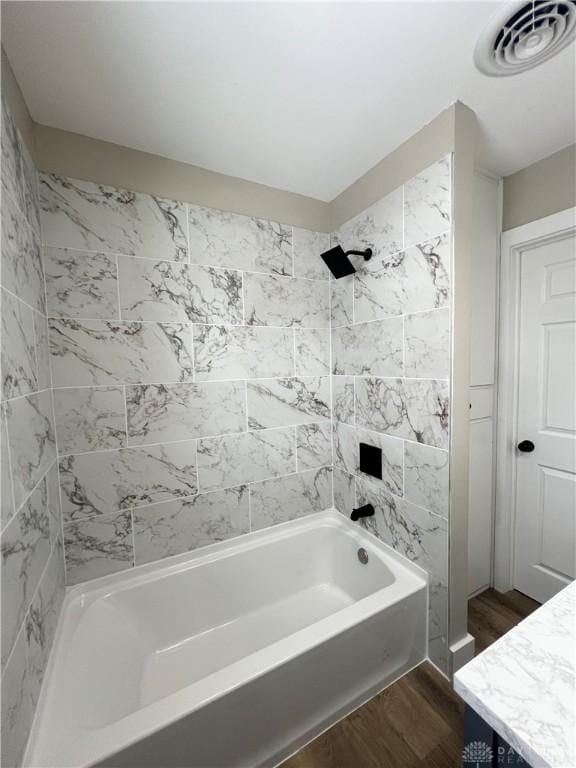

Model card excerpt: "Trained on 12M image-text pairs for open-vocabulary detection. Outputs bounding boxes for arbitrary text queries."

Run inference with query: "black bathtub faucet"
[350,504,375,521]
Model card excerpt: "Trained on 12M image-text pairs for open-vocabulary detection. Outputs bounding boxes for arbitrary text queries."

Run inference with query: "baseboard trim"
[450,633,476,677]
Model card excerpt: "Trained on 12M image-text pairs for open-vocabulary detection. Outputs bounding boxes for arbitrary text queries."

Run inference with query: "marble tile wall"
[330,156,452,673]
[38,170,333,590]
[1,100,65,768]
[1,107,454,768]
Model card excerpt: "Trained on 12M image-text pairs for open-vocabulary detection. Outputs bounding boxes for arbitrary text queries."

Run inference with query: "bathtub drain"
[357,548,369,565]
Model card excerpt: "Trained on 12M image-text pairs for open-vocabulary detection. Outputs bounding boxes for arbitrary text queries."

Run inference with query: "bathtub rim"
[25,509,429,768]
[64,508,428,605]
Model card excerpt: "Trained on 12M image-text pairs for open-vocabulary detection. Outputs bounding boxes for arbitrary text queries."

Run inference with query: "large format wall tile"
[60,442,197,521]
[335,186,403,259]
[21,150,40,238]
[43,247,119,320]
[404,441,449,518]
[188,204,292,275]
[46,462,64,556]
[194,325,293,381]
[1,478,51,668]
[118,258,243,325]
[1,192,45,314]
[53,386,127,455]
[1,100,40,236]
[40,174,188,261]
[332,375,354,424]
[405,308,450,379]
[332,466,357,517]
[197,428,295,492]
[295,328,330,376]
[333,468,355,517]
[49,319,193,386]
[330,275,353,328]
[356,377,449,449]
[293,228,330,280]
[296,422,332,471]
[333,421,403,496]
[332,317,403,377]
[25,547,65,717]
[1,627,31,768]
[33,313,51,393]
[404,156,451,247]
[126,381,245,445]
[247,377,330,429]
[354,233,450,321]
[356,476,448,669]
[63,510,133,585]
[1,404,15,528]
[133,486,250,564]
[5,391,56,512]
[244,273,329,328]
[2,98,24,211]
[250,467,332,530]
[1,287,37,400]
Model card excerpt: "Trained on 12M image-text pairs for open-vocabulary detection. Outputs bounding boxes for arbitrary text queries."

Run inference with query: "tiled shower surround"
[1,88,452,765]
[38,154,452,672]
[39,173,333,585]
[330,156,452,672]
[1,101,65,768]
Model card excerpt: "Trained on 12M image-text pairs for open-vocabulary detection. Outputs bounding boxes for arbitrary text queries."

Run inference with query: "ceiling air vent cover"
[475,1,576,76]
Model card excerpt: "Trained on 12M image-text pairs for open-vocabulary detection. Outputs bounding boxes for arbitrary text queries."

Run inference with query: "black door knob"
[517,440,535,453]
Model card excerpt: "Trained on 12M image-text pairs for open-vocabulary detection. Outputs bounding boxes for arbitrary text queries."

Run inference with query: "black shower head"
[320,245,373,279]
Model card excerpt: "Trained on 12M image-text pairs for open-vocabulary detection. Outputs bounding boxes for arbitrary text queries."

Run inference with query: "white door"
[514,226,576,603]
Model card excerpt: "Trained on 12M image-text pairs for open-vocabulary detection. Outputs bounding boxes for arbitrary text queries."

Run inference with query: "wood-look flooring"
[281,589,540,768]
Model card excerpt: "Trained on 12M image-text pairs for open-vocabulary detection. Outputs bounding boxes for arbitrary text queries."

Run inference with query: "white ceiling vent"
[475,1,576,76]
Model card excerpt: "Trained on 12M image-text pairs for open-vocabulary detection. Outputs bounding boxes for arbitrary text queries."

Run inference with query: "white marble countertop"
[454,581,576,768]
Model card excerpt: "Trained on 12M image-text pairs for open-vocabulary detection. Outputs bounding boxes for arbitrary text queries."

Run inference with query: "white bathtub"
[25,510,427,768]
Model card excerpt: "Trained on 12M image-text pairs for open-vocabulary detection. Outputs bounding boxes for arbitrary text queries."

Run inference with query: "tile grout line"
[58,422,319,458]
[45,315,333,330]
[1,400,18,534]
[41,374,448,395]
[63,463,334,528]
[1,283,47,322]
[41,243,332,283]
[38,165,70,586]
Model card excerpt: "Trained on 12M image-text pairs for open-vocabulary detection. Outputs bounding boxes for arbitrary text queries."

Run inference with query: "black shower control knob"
[517,440,535,453]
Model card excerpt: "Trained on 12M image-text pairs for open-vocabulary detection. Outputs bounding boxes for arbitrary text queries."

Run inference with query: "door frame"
[494,207,576,593]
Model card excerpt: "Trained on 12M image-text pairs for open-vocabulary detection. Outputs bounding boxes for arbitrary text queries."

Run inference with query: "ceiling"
[2,1,575,201]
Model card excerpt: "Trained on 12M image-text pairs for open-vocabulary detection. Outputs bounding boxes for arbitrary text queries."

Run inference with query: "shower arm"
[344,248,373,261]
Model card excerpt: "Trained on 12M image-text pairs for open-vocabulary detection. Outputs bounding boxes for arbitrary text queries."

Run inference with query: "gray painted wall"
[503,143,576,230]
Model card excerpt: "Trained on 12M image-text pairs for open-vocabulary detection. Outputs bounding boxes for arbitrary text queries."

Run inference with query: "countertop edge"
[453,674,549,768]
